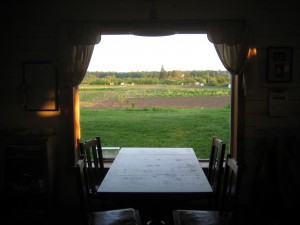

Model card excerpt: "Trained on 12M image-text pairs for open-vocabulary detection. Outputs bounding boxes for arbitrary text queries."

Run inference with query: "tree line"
[83,68,231,86]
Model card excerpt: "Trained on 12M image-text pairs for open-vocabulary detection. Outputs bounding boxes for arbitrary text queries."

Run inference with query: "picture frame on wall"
[23,61,58,111]
[267,47,292,82]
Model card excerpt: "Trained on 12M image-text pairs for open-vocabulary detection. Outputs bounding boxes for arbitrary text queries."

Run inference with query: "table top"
[97,147,212,197]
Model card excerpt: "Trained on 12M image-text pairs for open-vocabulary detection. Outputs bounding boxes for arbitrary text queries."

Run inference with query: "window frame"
[74,30,240,164]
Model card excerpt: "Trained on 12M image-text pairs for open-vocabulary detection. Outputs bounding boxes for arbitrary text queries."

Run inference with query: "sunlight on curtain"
[57,21,101,160]
[207,21,255,158]
[207,21,255,96]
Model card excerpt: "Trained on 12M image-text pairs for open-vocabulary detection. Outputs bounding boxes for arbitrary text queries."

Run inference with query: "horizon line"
[87,69,228,73]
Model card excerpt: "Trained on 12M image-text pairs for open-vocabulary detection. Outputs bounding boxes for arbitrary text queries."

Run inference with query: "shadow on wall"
[246,135,299,223]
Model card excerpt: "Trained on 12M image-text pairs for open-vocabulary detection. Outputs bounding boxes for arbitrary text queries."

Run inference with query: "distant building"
[195,82,204,87]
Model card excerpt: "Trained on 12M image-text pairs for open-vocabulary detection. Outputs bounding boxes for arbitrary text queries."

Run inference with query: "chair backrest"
[219,154,241,225]
[75,155,93,225]
[79,136,104,193]
[207,136,226,203]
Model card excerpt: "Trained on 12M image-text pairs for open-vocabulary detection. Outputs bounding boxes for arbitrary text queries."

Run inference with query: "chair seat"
[93,208,141,225]
[75,156,142,225]
[173,210,225,225]
[173,155,240,225]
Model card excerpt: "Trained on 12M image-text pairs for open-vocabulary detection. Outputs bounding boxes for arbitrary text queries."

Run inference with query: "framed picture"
[267,47,292,82]
[23,61,58,111]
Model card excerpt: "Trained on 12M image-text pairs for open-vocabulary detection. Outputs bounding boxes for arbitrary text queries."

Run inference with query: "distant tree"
[208,77,218,86]
[83,70,229,86]
[170,70,182,78]
[159,65,168,79]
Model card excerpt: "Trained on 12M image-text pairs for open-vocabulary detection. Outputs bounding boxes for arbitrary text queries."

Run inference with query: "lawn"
[80,107,230,159]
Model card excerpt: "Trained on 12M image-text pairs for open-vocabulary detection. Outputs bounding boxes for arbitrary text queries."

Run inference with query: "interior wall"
[1,0,300,208]
[241,38,300,210]
[237,2,300,210]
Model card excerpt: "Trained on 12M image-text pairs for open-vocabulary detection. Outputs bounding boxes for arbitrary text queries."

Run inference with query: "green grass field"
[80,107,230,159]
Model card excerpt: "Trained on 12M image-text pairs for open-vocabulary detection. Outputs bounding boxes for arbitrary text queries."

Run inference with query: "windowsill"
[198,160,209,168]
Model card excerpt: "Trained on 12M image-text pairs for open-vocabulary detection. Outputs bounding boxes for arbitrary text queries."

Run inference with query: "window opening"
[79,34,231,160]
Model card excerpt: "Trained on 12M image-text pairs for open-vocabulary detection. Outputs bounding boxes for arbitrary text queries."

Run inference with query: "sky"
[87,34,226,72]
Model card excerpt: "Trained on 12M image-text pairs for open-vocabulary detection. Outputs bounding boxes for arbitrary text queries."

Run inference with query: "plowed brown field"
[88,96,230,109]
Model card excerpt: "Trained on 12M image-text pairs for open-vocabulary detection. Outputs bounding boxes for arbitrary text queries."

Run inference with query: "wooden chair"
[79,136,104,194]
[207,136,226,208]
[75,155,142,225]
[173,154,241,225]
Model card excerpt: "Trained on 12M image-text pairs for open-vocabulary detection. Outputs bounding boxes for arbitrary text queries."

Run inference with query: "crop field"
[79,85,231,159]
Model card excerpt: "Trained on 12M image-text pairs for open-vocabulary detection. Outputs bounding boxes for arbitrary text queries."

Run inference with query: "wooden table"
[97,147,212,223]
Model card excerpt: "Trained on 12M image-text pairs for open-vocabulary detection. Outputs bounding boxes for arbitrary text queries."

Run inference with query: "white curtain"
[207,21,255,95]
[57,21,101,87]
[56,21,101,160]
